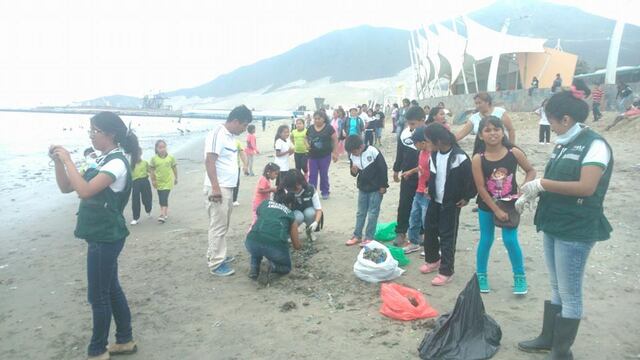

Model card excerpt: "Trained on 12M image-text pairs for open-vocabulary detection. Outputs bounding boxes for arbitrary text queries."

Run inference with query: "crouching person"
[245,199,302,279]
[275,169,323,240]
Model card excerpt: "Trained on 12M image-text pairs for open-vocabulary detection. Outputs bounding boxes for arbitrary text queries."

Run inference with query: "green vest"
[74,151,132,243]
[247,200,295,245]
[534,128,613,242]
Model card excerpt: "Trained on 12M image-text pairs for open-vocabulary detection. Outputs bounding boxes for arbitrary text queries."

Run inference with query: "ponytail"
[122,132,141,165]
[90,111,140,162]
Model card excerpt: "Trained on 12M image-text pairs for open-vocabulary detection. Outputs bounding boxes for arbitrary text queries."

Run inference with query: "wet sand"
[1,113,639,359]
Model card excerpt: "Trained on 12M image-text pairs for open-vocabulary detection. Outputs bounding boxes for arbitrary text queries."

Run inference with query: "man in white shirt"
[204,105,252,276]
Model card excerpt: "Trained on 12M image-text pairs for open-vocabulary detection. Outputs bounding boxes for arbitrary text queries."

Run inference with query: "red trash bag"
[380,283,439,321]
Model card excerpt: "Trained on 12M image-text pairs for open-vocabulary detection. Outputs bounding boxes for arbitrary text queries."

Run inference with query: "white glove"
[521,179,545,198]
[515,195,532,214]
[308,221,318,232]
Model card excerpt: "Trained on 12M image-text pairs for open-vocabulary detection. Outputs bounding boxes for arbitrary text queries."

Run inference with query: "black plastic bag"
[418,274,502,360]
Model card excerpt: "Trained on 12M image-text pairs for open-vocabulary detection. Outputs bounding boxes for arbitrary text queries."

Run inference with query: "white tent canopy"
[463,16,547,60]
[434,23,467,87]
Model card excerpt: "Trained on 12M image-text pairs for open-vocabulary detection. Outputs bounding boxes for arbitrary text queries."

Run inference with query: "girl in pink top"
[245,124,259,176]
[251,162,280,225]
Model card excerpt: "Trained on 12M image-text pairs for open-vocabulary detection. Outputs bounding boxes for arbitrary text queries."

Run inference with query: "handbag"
[493,199,520,228]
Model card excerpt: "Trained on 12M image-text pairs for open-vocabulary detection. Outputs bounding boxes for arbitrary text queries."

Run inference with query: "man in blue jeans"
[245,199,302,279]
[344,135,389,246]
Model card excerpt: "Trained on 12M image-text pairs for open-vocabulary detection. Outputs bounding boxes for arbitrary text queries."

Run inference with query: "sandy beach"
[1,112,639,360]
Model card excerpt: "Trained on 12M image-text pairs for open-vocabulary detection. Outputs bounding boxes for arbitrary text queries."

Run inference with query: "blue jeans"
[245,238,291,274]
[87,239,133,356]
[543,232,595,319]
[408,192,429,244]
[354,190,383,239]
[476,209,525,275]
[293,207,316,226]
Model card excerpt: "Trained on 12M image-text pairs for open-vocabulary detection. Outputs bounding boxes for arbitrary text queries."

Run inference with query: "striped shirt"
[592,89,604,103]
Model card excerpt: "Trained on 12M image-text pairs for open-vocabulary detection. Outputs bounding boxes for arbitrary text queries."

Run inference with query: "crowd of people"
[50,76,618,359]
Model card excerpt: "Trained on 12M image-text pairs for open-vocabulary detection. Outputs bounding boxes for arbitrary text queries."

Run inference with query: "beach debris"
[280,301,297,312]
[213,321,223,327]
[0,264,8,269]
[363,247,387,263]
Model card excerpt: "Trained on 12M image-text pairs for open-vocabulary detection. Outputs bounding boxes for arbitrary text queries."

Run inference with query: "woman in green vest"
[50,112,139,360]
[516,88,613,360]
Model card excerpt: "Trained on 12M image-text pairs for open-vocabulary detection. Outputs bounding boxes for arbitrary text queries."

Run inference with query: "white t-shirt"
[469,107,507,134]
[359,112,371,126]
[434,149,452,204]
[98,154,128,192]
[582,139,611,170]
[535,107,550,126]
[203,124,239,188]
[274,138,292,171]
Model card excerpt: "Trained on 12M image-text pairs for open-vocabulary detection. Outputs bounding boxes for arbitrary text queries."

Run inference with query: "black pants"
[539,125,551,143]
[424,202,461,276]
[294,153,308,175]
[157,190,170,207]
[132,178,153,220]
[364,130,374,147]
[233,168,240,202]
[395,176,418,234]
[592,102,602,121]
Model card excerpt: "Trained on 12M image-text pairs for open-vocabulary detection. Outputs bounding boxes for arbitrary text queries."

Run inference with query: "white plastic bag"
[353,240,405,283]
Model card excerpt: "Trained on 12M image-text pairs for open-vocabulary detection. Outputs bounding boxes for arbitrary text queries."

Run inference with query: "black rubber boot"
[546,315,580,360]
[518,301,562,353]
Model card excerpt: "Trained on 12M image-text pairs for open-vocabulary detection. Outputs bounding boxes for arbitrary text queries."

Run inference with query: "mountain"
[466,0,640,72]
[166,26,411,98]
[84,0,640,106]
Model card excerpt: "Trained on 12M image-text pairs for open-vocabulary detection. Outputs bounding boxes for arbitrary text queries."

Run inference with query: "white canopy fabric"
[422,26,441,93]
[435,23,467,86]
[463,16,546,60]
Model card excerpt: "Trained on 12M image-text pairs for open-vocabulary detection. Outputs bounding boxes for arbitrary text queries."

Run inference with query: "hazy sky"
[0,0,633,107]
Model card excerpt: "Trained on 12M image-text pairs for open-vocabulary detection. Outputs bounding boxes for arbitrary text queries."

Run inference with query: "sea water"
[0,111,221,194]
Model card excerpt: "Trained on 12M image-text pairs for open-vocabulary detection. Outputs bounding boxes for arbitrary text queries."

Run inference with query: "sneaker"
[539,142,544,145]
[513,274,528,295]
[431,274,453,286]
[420,251,425,257]
[403,243,421,254]
[108,341,137,355]
[130,220,138,225]
[360,239,373,247]
[233,201,240,207]
[346,236,360,246]
[146,212,152,219]
[223,256,236,264]
[157,216,165,223]
[419,260,440,274]
[321,194,329,200]
[477,273,490,293]
[210,262,235,277]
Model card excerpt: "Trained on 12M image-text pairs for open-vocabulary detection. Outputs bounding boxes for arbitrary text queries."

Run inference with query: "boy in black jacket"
[420,123,477,286]
[392,106,424,247]
[344,135,389,246]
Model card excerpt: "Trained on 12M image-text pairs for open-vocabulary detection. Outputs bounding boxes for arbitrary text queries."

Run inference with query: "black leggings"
[132,178,152,220]
[424,202,461,276]
[539,125,550,143]
[294,153,308,175]
[395,176,418,234]
[157,190,170,207]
